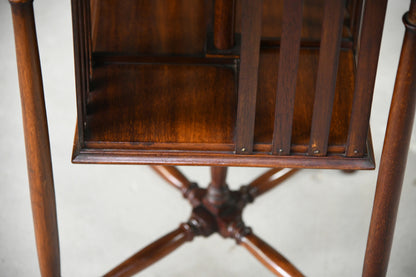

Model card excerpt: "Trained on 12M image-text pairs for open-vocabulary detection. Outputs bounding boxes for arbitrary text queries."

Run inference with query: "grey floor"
[1,1,416,276]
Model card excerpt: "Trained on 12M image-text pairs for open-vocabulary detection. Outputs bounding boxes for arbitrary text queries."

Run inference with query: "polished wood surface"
[8,0,415,276]
[205,167,229,209]
[247,168,299,198]
[105,165,304,276]
[255,49,355,148]
[104,223,195,277]
[308,0,346,156]
[235,0,262,154]
[71,0,377,169]
[240,232,305,277]
[210,167,228,188]
[363,1,416,276]
[83,49,356,148]
[346,0,389,157]
[272,0,303,156]
[9,1,61,276]
[85,63,236,145]
[90,0,352,55]
[150,166,193,196]
[72,48,373,168]
[92,0,209,55]
[214,0,236,50]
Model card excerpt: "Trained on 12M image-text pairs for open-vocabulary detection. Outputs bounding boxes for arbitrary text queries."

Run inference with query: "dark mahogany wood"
[70,0,379,168]
[90,0,210,55]
[204,167,229,210]
[210,167,228,188]
[214,0,236,50]
[234,0,352,41]
[11,0,415,276]
[86,64,236,144]
[73,148,375,170]
[363,2,416,276]
[349,0,364,52]
[235,0,263,154]
[271,0,303,156]
[346,0,389,157]
[246,168,299,198]
[106,165,303,276]
[150,166,193,196]
[72,46,376,169]
[71,0,92,142]
[308,0,346,156]
[104,223,196,277]
[239,232,305,277]
[255,48,357,154]
[8,1,61,276]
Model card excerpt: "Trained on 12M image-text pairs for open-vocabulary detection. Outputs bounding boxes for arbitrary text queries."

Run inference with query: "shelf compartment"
[73,48,374,169]
[84,63,237,149]
[90,0,353,56]
[73,0,376,169]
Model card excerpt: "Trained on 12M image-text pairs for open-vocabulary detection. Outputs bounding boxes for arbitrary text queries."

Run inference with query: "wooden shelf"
[73,48,374,169]
[72,0,375,169]
[84,48,354,150]
[85,62,237,149]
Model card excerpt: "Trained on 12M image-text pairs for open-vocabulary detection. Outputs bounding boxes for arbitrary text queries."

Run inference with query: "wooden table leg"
[237,230,305,277]
[150,166,193,196]
[205,167,229,208]
[246,168,299,199]
[9,1,61,276]
[363,1,416,276]
[104,223,195,277]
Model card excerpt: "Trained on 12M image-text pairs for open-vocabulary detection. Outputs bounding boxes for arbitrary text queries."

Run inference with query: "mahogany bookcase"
[8,0,416,276]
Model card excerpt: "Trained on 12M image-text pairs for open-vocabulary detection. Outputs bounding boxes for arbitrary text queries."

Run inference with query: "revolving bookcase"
[8,0,416,276]
[72,0,376,169]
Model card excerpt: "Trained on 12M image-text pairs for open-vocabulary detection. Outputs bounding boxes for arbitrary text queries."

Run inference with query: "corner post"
[363,1,416,276]
[9,0,61,276]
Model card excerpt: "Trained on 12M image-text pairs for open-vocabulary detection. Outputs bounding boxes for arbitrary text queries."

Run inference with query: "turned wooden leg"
[104,223,196,277]
[9,1,61,277]
[205,167,229,208]
[210,166,228,187]
[236,230,304,277]
[363,1,416,276]
[150,166,193,195]
[245,168,299,199]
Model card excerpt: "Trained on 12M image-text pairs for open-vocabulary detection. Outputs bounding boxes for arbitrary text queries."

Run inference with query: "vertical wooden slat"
[308,0,346,156]
[350,0,364,53]
[346,0,388,157]
[71,0,85,143]
[272,0,303,155]
[71,0,91,145]
[235,0,263,154]
[83,0,92,81]
[214,0,236,50]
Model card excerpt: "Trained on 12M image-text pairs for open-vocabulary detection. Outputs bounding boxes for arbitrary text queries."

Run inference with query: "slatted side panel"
[346,0,388,157]
[350,0,364,52]
[71,0,92,145]
[308,0,346,156]
[235,0,263,154]
[272,0,303,155]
